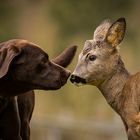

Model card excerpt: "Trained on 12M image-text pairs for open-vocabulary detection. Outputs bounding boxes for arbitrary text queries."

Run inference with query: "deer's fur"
[70,18,140,140]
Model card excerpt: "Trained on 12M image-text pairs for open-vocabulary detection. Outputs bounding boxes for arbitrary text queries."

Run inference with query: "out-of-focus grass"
[0,0,140,139]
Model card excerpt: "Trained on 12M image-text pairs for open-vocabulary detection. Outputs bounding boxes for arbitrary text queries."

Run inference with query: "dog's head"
[0,39,77,95]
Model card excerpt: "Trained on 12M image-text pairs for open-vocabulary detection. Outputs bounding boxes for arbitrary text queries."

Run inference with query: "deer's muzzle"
[70,75,86,85]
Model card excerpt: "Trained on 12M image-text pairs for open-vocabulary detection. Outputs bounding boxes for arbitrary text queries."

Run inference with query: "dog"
[0,39,77,140]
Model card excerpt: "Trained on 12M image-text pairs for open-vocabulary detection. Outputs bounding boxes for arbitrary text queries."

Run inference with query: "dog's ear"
[52,45,77,68]
[0,45,21,78]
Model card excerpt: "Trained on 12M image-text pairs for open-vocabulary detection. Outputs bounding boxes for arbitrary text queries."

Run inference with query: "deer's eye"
[89,55,97,61]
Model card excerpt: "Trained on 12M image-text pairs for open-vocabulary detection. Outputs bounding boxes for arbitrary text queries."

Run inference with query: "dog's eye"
[41,56,48,64]
[89,55,97,61]
[36,63,46,72]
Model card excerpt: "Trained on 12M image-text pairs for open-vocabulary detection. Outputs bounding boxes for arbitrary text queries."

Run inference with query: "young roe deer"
[70,18,140,140]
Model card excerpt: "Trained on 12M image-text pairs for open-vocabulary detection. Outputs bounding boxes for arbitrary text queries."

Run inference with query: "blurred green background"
[1,0,140,140]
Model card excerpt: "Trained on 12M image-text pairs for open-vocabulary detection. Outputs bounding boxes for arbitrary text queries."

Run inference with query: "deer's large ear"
[93,19,112,42]
[0,45,21,78]
[106,18,126,47]
[52,45,77,68]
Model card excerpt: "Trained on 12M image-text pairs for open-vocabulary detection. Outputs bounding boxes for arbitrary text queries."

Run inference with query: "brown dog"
[0,39,77,140]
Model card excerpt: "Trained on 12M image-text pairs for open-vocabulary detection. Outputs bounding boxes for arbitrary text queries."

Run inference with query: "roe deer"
[70,18,140,140]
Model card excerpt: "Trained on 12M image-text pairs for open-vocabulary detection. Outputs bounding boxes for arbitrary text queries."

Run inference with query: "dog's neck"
[98,58,130,113]
[0,77,31,97]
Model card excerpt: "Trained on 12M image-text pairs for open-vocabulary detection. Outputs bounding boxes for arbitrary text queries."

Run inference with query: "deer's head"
[70,18,126,86]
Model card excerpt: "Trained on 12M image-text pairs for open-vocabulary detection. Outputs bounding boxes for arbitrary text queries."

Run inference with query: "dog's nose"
[60,70,71,85]
[66,70,71,78]
[70,74,86,84]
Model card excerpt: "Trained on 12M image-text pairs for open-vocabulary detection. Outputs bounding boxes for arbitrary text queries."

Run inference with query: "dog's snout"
[70,75,86,84]
[59,69,71,86]
[66,70,71,77]
[61,69,71,78]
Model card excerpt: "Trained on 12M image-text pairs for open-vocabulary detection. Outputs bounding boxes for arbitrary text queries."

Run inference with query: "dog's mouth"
[60,79,67,86]
[59,74,70,87]
[48,73,70,90]
[60,71,71,85]
[47,78,68,90]
[32,71,70,91]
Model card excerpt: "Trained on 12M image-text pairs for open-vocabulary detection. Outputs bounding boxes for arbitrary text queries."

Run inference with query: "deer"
[70,18,140,140]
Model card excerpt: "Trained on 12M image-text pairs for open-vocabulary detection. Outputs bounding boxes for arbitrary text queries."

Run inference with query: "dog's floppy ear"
[0,45,21,78]
[52,45,77,68]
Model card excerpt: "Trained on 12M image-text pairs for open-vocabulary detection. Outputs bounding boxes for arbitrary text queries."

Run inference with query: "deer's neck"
[98,58,130,113]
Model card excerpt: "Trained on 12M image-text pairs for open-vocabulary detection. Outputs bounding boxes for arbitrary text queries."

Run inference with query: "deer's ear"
[106,18,126,47]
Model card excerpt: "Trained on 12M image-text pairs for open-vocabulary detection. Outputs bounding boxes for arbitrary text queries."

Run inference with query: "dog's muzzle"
[70,74,86,84]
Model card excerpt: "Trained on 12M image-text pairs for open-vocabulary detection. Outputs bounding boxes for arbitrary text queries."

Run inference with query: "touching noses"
[70,75,86,84]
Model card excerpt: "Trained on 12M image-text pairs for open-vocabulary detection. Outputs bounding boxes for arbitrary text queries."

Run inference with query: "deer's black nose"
[70,74,86,84]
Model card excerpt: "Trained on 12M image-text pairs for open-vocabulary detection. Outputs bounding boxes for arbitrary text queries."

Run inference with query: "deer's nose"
[70,74,86,84]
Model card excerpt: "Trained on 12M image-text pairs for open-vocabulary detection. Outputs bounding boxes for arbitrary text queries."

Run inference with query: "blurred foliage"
[0,1,18,39]
[0,0,140,139]
[48,0,132,38]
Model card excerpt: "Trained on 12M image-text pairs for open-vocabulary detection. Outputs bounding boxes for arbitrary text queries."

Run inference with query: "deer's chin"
[72,82,86,87]
[87,79,102,86]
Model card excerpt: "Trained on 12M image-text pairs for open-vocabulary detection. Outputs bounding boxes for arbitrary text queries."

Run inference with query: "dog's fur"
[0,39,77,140]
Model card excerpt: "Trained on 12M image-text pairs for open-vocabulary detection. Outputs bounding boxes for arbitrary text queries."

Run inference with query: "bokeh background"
[0,0,140,140]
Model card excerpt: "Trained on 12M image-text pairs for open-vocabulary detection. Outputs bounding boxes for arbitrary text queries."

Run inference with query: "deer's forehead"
[82,40,110,56]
